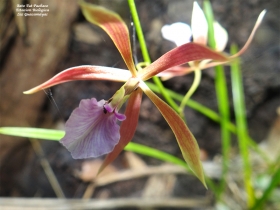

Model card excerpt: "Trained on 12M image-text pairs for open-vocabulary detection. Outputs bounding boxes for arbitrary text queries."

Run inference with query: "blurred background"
[0,0,279,209]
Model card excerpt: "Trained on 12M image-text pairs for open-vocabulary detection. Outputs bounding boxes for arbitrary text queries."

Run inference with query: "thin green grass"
[0,127,64,140]
[0,126,190,171]
[251,166,280,210]
[230,43,255,207]
[203,0,231,198]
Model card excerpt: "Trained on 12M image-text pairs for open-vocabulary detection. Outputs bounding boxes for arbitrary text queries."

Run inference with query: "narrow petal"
[60,98,124,159]
[214,21,228,52]
[232,10,266,58]
[23,65,131,94]
[158,59,226,80]
[98,88,143,174]
[140,81,206,187]
[79,1,137,76]
[191,2,208,45]
[140,42,229,81]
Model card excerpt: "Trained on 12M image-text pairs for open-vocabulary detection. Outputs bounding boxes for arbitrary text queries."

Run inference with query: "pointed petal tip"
[253,10,266,30]
[192,168,207,188]
[23,91,30,94]
[194,166,207,189]
[23,88,39,94]
[202,176,208,189]
[185,156,207,188]
[79,0,137,76]
[231,9,267,59]
[258,10,267,23]
[203,180,208,189]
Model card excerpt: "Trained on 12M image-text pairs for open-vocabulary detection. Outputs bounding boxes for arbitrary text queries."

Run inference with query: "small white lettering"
[33,4,48,8]
[16,3,49,17]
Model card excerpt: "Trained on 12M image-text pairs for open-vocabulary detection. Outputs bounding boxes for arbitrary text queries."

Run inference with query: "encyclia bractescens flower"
[159,1,266,80]
[24,1,229,186]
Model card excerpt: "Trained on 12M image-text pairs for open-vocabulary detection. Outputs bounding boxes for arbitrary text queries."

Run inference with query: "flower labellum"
[60,98,125,159]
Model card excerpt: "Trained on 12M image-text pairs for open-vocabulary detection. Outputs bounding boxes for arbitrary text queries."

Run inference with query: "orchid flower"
[160,1,266,80]
[24,1,229,186]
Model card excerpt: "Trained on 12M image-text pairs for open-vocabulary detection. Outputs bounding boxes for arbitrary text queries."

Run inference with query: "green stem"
[204,0,231,198]
[125,142,189,170]
[179,68,202,118]
[214,65,231,197]
[250,167,280,210]
[127,0,179,112]
[127,0,150,63]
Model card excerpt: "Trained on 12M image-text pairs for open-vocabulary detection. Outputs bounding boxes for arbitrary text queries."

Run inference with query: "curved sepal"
[24,65,131,94]
[140,81,206,187]
[232,10,266,58]
[159,59,222,80]
[98,88,143,174]
[158,65,193,81]
[139,43,228,81]
[79,1,137,76]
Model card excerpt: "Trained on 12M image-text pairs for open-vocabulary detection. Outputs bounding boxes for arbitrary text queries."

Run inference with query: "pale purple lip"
[60,98,125,159]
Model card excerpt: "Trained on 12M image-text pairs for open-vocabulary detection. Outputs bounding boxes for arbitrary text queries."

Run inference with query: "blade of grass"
[204,0,231,198]
[124,142,189,170]
[0,127,188,170]
[0,127,64,140]
[213,65,231,197]
[127,0,179,112]
[127,0,150,64]
[230,43,255,207]
[250,167,280,210]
